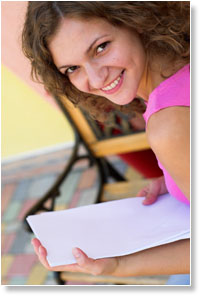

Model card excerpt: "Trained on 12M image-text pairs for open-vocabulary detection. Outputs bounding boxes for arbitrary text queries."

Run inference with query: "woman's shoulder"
[146,106,190,151]
[150,63,190,105]
[143,63,190,128]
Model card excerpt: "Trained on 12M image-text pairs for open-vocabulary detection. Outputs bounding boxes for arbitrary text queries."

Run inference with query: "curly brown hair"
[22,1,190,122]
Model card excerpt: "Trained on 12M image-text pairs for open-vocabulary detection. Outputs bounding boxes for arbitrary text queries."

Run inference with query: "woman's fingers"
[73,248,119,276]
[31,238,102,274]
[31,238,41,256]
[136,188,148,197]
[37,245,50,268]
[142,192,158,205]
[31,238,73,271]
[142,180,160,205]
[32,239,53,270]
[72,248,103,275]
[136,180,161,205]
[31,238,118,276]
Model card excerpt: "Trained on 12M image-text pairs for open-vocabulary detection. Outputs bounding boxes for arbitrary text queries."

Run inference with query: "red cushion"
[118,149,163,178]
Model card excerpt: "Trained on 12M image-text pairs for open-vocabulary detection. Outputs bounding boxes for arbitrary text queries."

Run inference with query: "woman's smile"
[100,70,125,94]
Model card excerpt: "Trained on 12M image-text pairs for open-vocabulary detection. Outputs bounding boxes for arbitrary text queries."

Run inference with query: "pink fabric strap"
[143,64,190,125]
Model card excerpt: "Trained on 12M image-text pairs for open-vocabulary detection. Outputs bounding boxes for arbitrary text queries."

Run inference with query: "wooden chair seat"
[102,178,151,202]
[59,97,150,157]
[61,271,169,285]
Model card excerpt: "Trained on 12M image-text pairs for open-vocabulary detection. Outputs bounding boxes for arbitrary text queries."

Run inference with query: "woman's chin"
[109,97,134,106]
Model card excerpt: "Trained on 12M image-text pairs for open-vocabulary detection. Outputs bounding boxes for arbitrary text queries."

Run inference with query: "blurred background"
[2,1,74,161]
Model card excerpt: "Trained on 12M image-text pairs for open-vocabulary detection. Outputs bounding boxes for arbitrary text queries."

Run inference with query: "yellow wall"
[2,65,74,159]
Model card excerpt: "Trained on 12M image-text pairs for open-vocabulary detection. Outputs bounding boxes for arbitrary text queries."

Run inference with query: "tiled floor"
[1,147,131,285]
[2,147,168,285]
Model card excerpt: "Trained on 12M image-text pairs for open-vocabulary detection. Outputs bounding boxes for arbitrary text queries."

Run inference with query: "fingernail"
[72,248,81,258]
[143,200,150,205]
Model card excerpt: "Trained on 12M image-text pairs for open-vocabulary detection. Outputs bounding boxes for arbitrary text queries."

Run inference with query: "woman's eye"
[65,66,78,75]
[96,42,109,54]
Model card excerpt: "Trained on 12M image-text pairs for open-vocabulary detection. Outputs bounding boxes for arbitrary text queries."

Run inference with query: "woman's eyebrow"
[86,34,110,54]
[58,34,110,70]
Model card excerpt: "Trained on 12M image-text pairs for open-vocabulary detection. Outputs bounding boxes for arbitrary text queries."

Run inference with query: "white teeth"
[101,74,122,91]
[110,83,116,88]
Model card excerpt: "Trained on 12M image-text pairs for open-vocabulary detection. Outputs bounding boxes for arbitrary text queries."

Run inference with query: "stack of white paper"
[27,193,190,267]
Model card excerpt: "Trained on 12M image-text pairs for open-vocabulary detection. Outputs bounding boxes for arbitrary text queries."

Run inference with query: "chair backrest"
[56,95,150,157]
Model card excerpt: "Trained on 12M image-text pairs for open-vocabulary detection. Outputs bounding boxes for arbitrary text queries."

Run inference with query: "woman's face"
[49,17,147,105]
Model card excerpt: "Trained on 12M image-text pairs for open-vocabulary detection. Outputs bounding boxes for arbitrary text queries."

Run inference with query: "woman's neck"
[137,57,186,102]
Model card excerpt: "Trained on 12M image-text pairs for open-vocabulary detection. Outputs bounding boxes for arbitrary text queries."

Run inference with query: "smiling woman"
[22,1,189,122]
[22,1,190,283]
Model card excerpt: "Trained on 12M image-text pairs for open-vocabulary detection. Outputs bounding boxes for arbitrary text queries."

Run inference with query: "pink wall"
[1,1,57,108]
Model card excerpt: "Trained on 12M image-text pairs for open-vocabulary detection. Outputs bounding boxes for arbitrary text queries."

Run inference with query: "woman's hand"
[136,176,168,205]
[31,238,119,276]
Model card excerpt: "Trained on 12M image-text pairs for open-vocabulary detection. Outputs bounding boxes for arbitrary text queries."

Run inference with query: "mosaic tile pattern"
[1,148,131,285]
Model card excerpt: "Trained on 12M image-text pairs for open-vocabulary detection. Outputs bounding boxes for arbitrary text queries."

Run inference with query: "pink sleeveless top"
[143,64,190,205]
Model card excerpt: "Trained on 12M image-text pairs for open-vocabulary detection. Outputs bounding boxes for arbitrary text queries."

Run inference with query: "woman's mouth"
[100,70,125,95]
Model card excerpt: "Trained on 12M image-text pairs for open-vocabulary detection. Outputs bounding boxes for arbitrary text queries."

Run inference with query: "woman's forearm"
[113,239,190,277]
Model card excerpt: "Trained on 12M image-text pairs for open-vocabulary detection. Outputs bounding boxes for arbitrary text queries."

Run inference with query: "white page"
[27,193,190,267]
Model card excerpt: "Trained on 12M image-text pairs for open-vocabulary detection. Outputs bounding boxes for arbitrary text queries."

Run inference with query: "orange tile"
[78,168,97,189]
[26,263,48,285]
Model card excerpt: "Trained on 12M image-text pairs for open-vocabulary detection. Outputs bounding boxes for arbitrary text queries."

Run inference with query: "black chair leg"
[54,272,66,285]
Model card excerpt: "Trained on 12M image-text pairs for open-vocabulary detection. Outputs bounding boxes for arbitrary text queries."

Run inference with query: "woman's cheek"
[70,74,85,92]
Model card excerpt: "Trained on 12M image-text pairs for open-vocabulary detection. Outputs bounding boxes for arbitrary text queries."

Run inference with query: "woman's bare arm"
[114,239,190,277]
[146,106,190,200]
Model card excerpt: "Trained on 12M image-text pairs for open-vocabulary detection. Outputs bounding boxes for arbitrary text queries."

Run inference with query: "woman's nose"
[85,64,108,90]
